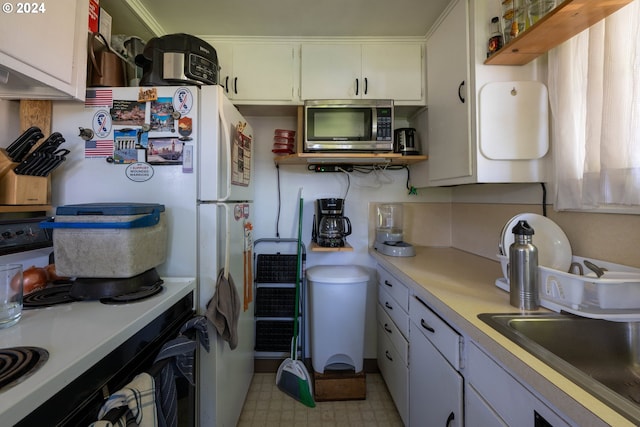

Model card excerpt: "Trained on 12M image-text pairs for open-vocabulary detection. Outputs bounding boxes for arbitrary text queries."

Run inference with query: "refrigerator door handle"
[218,88,233,202]
[217,203,231,279]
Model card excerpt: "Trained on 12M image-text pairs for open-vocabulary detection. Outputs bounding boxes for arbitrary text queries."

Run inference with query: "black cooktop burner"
[23,269,164,309]
[99,283,163,305]
[0,346,49,392]
[23,283,76,309]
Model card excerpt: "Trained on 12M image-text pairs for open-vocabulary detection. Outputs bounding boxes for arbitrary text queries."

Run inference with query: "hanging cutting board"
[479,81,549,160]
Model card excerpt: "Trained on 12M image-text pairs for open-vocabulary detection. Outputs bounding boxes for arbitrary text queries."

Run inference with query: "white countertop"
[371,246,635,427]
[0,277,196,427]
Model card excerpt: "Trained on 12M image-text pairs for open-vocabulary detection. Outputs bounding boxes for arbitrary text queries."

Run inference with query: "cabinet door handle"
[421,318,435,333]
[385,301,393,310]
[384,323,392,333]
[446,411,455,426]
[234,77,238,95]
[364,77,368,95]
[224,76,229,93]
[458,81,465,103]
[355,78,359,96]
[384,280,393,287]
[385,350,393,361]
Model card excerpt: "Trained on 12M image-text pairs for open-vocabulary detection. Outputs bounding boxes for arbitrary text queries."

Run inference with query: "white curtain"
[548,0,640,210]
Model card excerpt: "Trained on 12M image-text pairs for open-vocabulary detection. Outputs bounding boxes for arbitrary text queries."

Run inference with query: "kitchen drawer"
[378,285,409,338]
[409,294,461,370]
[377,302,408,363]
[377,321,409,425]
[377,266,409,312]
[467,342,571,427]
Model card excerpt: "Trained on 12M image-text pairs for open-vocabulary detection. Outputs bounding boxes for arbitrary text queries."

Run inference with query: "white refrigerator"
[51,84,254,427]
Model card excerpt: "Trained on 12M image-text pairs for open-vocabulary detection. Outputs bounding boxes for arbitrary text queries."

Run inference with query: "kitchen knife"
[14,149,69,176]
[5,126,41,159]
[37,149,69,176]
[7,130,44,162]
[31,132,65,155]
[13,152,45,175]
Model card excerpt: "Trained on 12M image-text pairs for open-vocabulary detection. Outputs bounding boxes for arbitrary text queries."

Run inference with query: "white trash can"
[307,265,369,373]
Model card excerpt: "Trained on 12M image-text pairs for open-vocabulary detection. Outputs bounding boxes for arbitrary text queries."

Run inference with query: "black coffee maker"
[312,198,352,247]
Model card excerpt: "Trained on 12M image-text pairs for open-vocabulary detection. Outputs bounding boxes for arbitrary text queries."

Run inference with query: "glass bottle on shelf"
[487,16,504,57]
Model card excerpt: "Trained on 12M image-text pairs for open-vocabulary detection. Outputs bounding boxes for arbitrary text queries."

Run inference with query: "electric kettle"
[394,128,421,155]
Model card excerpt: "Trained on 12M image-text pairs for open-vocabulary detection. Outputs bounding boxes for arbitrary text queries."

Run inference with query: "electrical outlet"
[313,164,354,172]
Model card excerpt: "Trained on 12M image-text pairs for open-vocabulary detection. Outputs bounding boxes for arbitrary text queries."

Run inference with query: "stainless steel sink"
[478,312,640,424]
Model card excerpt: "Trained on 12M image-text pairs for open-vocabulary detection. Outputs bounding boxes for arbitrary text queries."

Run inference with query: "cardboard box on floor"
[313,370,366,402]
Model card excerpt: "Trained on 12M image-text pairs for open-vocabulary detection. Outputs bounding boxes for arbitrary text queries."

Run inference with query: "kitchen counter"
[370,246,634,427]
[0,277,196,426]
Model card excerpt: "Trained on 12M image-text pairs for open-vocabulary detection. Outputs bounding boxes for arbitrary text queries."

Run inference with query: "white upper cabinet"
[0,0,88,100]
[300,43,424,104]
[214,42,296,103]
[418,0,547,187]
[425,0,471,183]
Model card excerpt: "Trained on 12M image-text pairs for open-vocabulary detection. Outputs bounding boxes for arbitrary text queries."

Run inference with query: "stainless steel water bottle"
[509,220,539,310]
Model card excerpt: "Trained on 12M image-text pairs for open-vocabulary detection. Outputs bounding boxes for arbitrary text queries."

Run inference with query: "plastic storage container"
[307,265,369,373]
[41,203,167,278]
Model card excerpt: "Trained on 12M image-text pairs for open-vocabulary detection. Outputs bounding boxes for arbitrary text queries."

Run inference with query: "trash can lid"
[307,265,369,283]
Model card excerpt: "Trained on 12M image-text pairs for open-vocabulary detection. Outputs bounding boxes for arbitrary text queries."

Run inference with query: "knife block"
[0,151,49,205]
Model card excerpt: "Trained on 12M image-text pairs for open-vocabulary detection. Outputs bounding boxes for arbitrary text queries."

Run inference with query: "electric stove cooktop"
[0,277,196,427]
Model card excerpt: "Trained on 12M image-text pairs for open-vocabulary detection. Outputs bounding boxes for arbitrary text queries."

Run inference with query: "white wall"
[0,99,19,144]
[248,114,450,360]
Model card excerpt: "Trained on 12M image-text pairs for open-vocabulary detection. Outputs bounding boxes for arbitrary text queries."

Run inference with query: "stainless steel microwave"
[304,99,394,152]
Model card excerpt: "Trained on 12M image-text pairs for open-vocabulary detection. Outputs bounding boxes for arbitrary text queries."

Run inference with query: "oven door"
[16,292,196,426]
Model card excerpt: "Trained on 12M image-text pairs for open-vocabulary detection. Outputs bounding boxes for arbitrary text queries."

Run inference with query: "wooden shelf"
[274,152,427,166]
[0,205,51,213]
[484,0,633,65]
[309,242,354,252]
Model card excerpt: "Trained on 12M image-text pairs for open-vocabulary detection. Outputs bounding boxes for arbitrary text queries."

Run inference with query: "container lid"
[55,203,165,216]
[307,265,369,283]
[511,219,534,236]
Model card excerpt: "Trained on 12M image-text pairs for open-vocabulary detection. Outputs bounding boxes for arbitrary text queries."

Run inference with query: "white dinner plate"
[501,213,572,272]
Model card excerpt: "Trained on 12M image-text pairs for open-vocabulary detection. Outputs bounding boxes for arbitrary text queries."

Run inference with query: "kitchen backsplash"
[371,202,640,269]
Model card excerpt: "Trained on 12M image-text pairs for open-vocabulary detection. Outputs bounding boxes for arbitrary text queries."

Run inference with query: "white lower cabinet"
[376,266,409,425]
[466,342,572,427]
[465,385,508,427]
[377,307,409,425]
[409,295,463,426]
[377,263,575,427]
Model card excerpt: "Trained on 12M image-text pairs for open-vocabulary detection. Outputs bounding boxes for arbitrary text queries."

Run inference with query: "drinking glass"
[0,264,23,329]
[527,0,556,26]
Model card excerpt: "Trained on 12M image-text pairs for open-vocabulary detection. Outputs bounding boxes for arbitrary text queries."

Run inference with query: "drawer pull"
[384,280,393,287]
[384,324,392,333]
[385,301,393,310]
[446,411,455,426]
[421,318,435,333]
[385,350,393,361]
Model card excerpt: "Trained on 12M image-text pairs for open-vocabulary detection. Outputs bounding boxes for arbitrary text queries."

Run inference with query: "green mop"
[275,195,316,408]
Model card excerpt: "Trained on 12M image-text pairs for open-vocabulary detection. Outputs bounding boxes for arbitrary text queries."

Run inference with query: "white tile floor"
[238,373,404,427]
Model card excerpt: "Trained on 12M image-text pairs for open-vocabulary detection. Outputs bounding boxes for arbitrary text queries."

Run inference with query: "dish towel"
[153,316,210,427]
[89,372,158,427]
[205,269,240,350]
